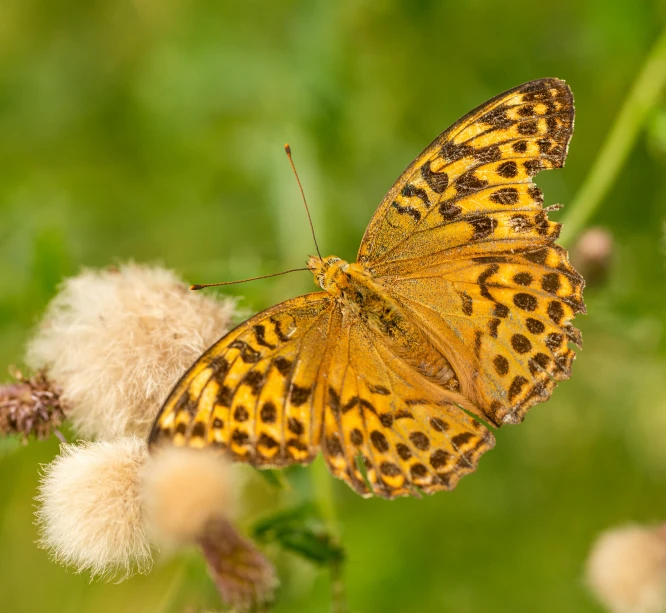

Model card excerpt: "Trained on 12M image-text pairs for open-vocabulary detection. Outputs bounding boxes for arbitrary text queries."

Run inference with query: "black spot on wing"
[258,433,279,449]
[328,386,341,414]
[468,216,497,240]
[253,325,276,350]
[455,171,488,196]
[522,248,549,265]
[526,318,545,334]
[243,370,264,395]
[439,202,462,220]
[493,355,509,375]
[489,187,519,205]
[260,401,277,423]
[459,291,473,316]
[370,431,389,452]
[513,272,533,286]
[392,201,421,222]
[174,392,199,417]
[479,105,513,129]
[517,120,538,135]
[274,356,293,376]
[402,184,431,208]
[290,385,311,407]
[287,417,304,436]
[512,140,528,153]
[496,161,518,178]
[270,317,292,343]
[548,300,565,324]
[217,385,234,408]
[229,340,261,363]
[440,142,474,162]
[474,144,502,163]
[513,293,537,311]
[494,303,510,318]
[508,376,528,401]
[368,384,391,395]
[421,163,449,194]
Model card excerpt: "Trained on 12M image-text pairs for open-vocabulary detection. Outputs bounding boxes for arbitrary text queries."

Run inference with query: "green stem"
[311,457,348,613]
[311,456,338,528]
[330,557,348,613]
[559,24,666,246]
[154,560,187,613]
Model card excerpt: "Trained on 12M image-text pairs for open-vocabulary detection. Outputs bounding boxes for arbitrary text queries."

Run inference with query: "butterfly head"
[307,255,346,293]
[308,255,374,300]
[308,255,339,290]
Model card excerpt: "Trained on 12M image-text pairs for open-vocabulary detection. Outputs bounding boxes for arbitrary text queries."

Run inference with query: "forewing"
[355,78,582,427]
[149,292,338,467]
[358,78,574,271]
[320,311,495,499]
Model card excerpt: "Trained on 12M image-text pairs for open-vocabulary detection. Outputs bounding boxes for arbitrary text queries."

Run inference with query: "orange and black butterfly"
[149,78,584,499]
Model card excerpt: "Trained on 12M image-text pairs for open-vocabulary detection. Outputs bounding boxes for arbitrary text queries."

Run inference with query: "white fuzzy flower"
[36,437,152,580]
[27,263,236,439]
[141,446,237,548]
[586,524,666,613]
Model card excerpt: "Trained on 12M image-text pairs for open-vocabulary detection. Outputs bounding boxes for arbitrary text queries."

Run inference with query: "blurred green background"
[2,1,666,612]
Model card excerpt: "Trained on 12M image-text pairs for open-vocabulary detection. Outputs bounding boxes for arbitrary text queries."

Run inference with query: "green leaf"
[252,503,345,567]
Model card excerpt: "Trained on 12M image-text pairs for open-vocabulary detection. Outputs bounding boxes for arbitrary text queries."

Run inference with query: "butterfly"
[148,78,585,499]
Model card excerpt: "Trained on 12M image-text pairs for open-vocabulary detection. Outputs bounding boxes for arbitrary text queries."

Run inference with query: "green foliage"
[256,468,290,491]
[2,1,666,612]
[253,503,345,567]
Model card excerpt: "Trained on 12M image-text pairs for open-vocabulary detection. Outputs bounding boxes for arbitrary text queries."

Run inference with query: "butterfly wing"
[358,78,574,267]
[149,292,339,467]
[321,309,495,499]
[148,289,494,499]
[356,78,584,426]
[383,246,584,426]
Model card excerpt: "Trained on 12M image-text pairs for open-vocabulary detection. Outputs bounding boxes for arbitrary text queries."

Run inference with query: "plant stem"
[330,557,347,613]
[154,561,187,613]
[312,456,338,528]
[311,457,348,613]
[559,24,666,246]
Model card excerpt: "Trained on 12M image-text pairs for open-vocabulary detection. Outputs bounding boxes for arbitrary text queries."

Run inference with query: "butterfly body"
[150,78,584,499]
[310,255,407,338]
[309,254,459,390]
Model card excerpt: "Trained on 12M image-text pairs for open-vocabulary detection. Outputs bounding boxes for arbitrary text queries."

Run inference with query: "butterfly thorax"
[309,256,390,314]
[308,255,458,389]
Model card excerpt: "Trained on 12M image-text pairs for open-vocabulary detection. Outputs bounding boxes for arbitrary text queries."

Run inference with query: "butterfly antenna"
[190,268,309,291]
[284,143,322,259]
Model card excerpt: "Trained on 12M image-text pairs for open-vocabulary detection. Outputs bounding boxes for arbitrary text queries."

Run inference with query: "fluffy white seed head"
[35,437,152,580]
[141,446,237,549]
[586,524,666,613]
[26,263,236,439]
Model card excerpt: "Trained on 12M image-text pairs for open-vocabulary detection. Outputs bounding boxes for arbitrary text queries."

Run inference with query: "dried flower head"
[572,226,613,285]
[585,523,666,613]
[0,369,66,441]
[199,517,278,612]
[141,446,237,548]
[26,263,236,439]
[36,436,152,579]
